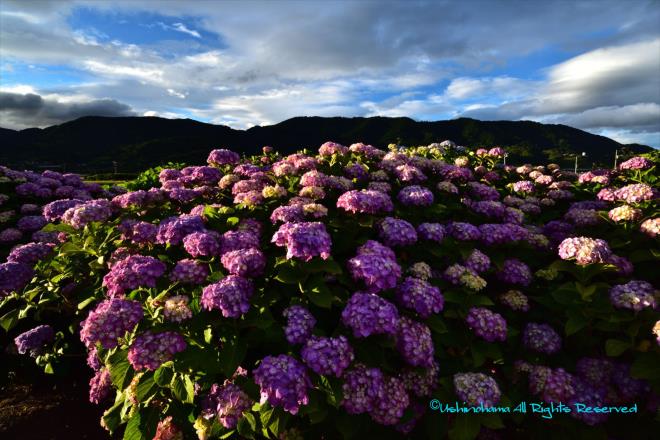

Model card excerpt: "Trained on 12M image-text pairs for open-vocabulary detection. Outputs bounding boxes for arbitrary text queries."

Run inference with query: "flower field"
[0,141,658,439]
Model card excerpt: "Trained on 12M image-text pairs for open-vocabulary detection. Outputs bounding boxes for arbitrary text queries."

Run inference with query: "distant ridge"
[0,116,652,173]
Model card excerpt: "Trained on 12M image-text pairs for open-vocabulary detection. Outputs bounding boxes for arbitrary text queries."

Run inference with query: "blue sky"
[1,0,658,147]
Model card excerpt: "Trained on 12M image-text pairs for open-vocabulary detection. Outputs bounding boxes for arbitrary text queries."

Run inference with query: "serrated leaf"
[565,314,588,336]
[154,365,174,387]
[108,350,133,390]
[0,309,20,331]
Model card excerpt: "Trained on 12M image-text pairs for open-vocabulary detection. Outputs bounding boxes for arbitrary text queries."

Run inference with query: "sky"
[0,0,659,147]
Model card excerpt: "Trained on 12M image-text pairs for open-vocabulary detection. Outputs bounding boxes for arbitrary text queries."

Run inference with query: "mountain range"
[0,116,653,174]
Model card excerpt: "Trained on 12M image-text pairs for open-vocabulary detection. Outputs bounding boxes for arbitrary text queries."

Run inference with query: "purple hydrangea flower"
[43,199,83,221]
[466,307,507,342]
[201,275,254,318]
[14,324,54,356]
[272,222,331,261]
[609,280,657,311]
[283,305,316,344]
[396,317,434,367]
[448,222,481,241]
[163,295,193,322]
[395,277,443,318]
[453,373,501,407]
[102,255,167,297]
[341,292,399,337]
[464,249,490,273]
[541,368,575,403]
[221,248,266,277]
[369,376,410,426]
[17,215,47,232]
[128,331,187,371]
[336,190,394,214]
[7,242,54,265]
[347,241,401,293]
[0,262,34,296]
[156,215,205,245]
[170,258,209,284]
[80,299,143,349]
[497,258,532,286]
[61,199,113,229]
[512,181,535,194]
[253,354,312,415]
[378,217,417,247]
[342,364,384,414]
[523,323,561,354]
[417,223,445,242]
[569,379,609,425]
[89,368,112,404]
[400,361,439,398]
[619,156,653,170]
[301,335,354,377]
[201,381,251,429]
[397,186,434,206]
[575,357,613,386]
[611,363,650,401]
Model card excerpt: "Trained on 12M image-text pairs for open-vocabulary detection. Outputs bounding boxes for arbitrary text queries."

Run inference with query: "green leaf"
[154,365,174,387]
[305,275,334,308]
[565,314,588,336]
[77,296,97,310]
[0,309,20,331]
[108,350,134,390]
[301,258,343,275]
[237,412,256,438]
[136,374,156,401]
[274,263,306,284]
[219,337,247,377]
[630,353,660,381]
[171,373,195,403]
[605,339,630,357]
[426,315,448,334]
[102,398,124,434]
[448,414,480,440]
[123,407,160,440]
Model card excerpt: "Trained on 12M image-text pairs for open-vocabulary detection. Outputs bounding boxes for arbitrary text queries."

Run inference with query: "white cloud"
[171,22,201,38]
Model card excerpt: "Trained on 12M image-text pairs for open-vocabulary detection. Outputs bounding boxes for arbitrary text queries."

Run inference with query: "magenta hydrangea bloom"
[396,317,434,367]
[128,331,187,371]
[369,376,410,426]
[301,335,354,377]
[201,381,251,429]
[523,322,561,354]
[118,219,158,244]
[395,277,443,318]
[614,183,656,204]
[336,190,394,214]
[89,368,112,404]
[183,231,221,257]
[341,292,399,337]
[221,248,266,277]
[619,156,653,170]
[466,307,507,342]
[272,222,331,261]
[80,298,143,349]
[208,148,240,166]
[609,280,657,311]
[170,258,209,285]
[14,324,54,357]
[221,230,260,255]
[453,373,501,407]
[253,354,312,415]
[102,255,167,297]
[201,275,254,318]
[319,141,348,156]
[377,217,417,247]
[283,305,316,344]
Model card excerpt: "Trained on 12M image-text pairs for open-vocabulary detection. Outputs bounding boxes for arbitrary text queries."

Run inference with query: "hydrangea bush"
[1,144,658,439]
